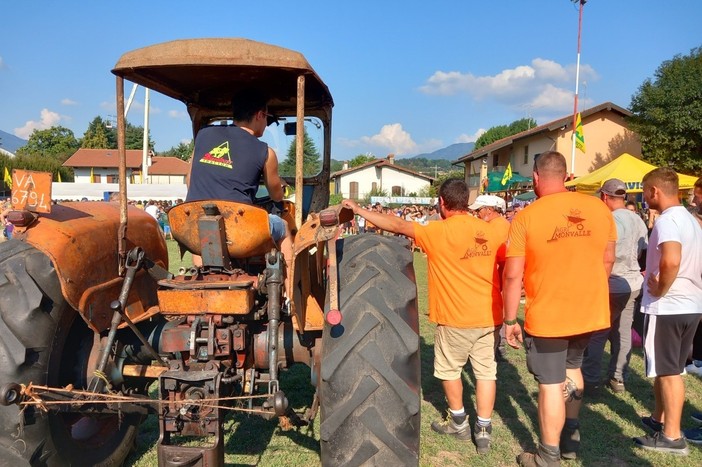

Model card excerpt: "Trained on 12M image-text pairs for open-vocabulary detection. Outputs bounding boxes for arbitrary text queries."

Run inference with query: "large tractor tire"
[320,235,420,466]
[0,240,141,466]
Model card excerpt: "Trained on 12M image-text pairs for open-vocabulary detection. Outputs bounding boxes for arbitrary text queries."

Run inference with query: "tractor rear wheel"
[320,235,420,466]
[0,240,142,466]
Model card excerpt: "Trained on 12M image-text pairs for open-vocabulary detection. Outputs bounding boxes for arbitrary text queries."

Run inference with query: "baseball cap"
[468,195,506,212]
[598,178,627,198]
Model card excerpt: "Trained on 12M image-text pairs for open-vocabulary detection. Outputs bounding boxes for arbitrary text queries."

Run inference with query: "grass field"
[126,240,702,466]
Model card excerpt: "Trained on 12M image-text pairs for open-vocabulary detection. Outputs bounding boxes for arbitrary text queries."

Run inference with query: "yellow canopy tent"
[565,153,699,194]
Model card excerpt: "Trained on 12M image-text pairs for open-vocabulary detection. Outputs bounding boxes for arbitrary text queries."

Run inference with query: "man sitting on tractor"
[186,88,292,277]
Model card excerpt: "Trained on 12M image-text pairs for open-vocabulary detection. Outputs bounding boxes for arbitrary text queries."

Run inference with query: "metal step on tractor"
[0,38,420,466]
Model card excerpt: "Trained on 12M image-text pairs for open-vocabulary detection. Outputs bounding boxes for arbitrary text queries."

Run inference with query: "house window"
[93,174,101,183]
[391,185,402,196]
[492,154,499,168]
[523,145,529,165]
[371,182,378,192]
[107,175,117,183]
[349,181,359,200]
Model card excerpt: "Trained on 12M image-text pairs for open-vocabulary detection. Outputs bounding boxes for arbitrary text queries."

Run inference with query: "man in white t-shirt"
[145,200,160,221]
[634,168,702,456]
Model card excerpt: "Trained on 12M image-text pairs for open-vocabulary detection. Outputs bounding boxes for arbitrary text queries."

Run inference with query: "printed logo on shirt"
[199,141,233,169]
[461,231,492,258]
[547,209,592,242]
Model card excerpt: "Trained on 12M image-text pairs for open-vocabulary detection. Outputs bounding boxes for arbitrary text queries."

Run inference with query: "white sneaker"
[685,362,702,377]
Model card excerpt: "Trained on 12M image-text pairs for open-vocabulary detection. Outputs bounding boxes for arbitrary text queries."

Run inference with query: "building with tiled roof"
[63,148,189,184]
[452,102,641,202]
[331,154,434,200]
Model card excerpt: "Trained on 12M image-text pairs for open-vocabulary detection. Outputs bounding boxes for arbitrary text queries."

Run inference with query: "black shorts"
[524,332,592,384]
[643,313,700,377]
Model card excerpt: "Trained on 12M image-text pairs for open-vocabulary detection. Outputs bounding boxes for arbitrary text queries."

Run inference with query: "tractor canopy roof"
[112,38,333,118]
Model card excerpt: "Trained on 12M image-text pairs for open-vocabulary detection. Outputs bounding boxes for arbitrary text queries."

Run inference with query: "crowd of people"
[344,151,702,465]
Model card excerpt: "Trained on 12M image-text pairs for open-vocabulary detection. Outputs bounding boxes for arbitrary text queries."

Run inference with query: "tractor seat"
[168,200,275,259]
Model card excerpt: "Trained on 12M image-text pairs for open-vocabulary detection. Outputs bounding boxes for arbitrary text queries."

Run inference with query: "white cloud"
[61,98,78,106]
[0,56,6,70]
[168,110,188,119]
[14,109,62,139]
[360,123,418,155]
[419,58,599,116]
[455,129,486,143]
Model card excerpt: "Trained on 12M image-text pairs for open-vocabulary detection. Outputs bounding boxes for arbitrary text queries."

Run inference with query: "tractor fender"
[12,202,168,332]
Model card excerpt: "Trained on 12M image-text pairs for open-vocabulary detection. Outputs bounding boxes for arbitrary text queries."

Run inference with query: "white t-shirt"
[145,204,160,221]
[642,205,702,315]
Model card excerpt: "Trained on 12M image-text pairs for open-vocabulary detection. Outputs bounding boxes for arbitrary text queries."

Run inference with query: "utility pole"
[570,0,586,180]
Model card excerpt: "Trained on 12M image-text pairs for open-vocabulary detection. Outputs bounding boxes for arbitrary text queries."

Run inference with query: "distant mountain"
[410,142,474,161]
[0,130,27,154]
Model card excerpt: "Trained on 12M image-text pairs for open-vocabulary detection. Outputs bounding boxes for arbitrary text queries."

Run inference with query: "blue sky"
[1,1,700,159]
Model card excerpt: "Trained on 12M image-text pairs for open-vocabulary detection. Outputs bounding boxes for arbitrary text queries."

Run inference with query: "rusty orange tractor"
[0,38,420,466]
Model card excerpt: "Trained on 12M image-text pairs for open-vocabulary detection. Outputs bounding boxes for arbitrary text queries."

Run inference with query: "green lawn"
[127,244,702,466]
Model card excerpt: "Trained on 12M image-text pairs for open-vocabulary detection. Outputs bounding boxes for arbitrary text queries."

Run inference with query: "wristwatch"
[503,318,518,325]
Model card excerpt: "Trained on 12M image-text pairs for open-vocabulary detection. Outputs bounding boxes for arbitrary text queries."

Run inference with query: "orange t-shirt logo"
[547,209,592,242]
[462,230,493,258]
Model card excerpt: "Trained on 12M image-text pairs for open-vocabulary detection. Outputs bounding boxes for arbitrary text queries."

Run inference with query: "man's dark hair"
[232,88,268,122]
[625,200,637,208]
[642,167,679,196]
[533,151,567,178]
[439,178,469,211]
[695,177,702,190]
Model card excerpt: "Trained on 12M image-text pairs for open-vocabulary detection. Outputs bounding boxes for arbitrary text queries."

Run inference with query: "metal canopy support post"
[295,75,305,229]
[117,76,128,276]
[142,88,150,184]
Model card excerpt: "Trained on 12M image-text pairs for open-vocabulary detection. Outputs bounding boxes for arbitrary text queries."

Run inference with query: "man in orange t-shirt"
[503,151,616,467]
[343,179,504,454]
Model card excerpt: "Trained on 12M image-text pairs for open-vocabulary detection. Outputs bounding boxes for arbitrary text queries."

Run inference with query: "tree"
[125,122,155,151]
[15,126,80,162]
[279,132,321,177]
[81,116,110,149]
[474,117,537,149]
[161,140,194,160]
[349,153,376,167]
[628,47,702,174]
[419,170,464,198]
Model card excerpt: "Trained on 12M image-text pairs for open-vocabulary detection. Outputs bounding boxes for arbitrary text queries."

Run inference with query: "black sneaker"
[431,412,471,441]
[633,431,689,455]
[560,420,580,460]
[683,427,702,445]
[607,377,625,393]
[473,421,492,454]
[641,415,663,433]
[691,411,702,424]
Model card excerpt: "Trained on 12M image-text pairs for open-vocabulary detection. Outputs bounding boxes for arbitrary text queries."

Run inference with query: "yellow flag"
[575,113,586,153]
[57,171,62,183]
[90,167,94,183]
[501,162,513,186]
[3,167,12,189]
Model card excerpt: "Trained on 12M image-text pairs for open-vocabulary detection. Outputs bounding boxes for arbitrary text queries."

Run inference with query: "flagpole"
[570,0,586,180]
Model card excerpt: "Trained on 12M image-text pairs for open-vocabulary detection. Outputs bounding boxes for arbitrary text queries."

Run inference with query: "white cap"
[468,194,506,212]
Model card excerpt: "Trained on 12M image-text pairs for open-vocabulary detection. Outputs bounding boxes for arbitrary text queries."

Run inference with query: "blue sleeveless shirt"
[186,125,268,204]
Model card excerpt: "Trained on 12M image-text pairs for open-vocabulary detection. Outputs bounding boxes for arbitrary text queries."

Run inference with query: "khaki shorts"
[434,325,498,381]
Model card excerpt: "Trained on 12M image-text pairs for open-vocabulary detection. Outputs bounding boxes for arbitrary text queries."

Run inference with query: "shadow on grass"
[223,363,319,466]
[420,334,539,451]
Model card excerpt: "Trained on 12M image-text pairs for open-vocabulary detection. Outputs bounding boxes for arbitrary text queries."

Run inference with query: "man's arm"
[342,199,415,238]
[603,240,616,277]
[647,241,682,297]
[502,256,525,348]
[263,148,284,202]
